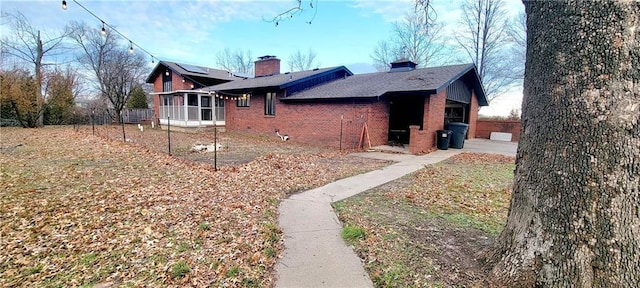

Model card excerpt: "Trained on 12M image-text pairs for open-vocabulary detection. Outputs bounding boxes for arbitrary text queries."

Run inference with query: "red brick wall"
[225,92,389,149]
[409,89,447,154]
[467,90,479,139]
[408,86,483,153]
[408,126,428,154]
[476,120,521,142]
[255,58,281,77]
[153,76,161,120]
[151,71,194,121]
[225,85,482,153]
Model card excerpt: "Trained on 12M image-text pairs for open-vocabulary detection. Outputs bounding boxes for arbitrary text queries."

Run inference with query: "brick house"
[202,56,488,154]
[146,61,243,128]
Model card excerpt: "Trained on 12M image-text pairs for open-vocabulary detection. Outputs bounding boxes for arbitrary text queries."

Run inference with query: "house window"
[237,93,250,107]
[265,92,276,116]
[201,96,211,108]
[187,94,198,106]
[215,97,225,121]
[163,70,172,92]
[201,96,212,120]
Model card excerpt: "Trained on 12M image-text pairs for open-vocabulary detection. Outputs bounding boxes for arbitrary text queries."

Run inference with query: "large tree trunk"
[487,1,639,287]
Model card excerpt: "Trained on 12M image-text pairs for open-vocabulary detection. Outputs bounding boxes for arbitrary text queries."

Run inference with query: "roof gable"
[204,66,353,94]
[145,61,241,84]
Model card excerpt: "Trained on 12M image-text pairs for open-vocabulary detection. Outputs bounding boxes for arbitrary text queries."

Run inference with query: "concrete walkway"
[274,139,518,287]
[274,149,462,287]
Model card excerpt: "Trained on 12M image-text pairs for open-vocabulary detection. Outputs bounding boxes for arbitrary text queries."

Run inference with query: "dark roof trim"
[279,67,353,89]
[215,86,281,97]
[280,95,380,104]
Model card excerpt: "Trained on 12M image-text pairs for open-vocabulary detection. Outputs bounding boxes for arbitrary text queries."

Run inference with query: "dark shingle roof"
[204,67,351,92]
[284,63,488,106]
[145,61,241,83]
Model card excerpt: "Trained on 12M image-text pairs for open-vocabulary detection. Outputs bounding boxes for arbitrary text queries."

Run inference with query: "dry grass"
[334,153,515,287]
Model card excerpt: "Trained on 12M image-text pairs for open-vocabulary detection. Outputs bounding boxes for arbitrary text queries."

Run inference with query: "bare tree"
[371,40,399,72]
[414,0,436,26]
[505,11,526,80]
[215,48,254,76]
[487,1,639,286]
[371,12,446,71]
[456,0,517,100]
[287,48,320,72]
[264,0,318,26]
[68,22,148,124]
[1,12,71,127]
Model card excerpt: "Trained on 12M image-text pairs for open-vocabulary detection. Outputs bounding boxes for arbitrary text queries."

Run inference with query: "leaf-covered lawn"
[0,127,388,287]
[334,153,515,287]
[91,124,332,168]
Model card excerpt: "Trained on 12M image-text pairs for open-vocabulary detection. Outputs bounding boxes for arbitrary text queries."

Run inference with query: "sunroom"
[155,90,225,127]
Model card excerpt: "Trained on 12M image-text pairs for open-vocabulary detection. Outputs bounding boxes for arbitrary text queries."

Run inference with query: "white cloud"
[352,0,414,23]
[479,85,523,117]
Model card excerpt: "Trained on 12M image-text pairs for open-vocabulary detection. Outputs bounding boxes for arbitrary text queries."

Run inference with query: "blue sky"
[1,0,525,115]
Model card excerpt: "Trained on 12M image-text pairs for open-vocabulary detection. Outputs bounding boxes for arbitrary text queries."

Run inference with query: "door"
[388,96,424,144]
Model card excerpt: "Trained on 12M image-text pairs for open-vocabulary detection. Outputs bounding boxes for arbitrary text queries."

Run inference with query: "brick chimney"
[255,55,280,77]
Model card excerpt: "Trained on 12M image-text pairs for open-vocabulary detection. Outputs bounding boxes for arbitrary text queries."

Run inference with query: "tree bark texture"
[488,1,639,287]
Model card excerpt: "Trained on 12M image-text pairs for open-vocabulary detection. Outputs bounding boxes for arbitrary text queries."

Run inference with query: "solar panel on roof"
[176,63,208,74]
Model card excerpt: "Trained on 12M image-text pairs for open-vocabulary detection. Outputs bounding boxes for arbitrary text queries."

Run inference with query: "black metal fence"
[74,108,154,125]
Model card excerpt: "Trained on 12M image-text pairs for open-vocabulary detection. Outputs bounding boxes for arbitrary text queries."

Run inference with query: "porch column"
[198,93,202,126]
[183,93,188,126]
[213,93,219,125]
[171,95,176,125]
[409,125,430,155]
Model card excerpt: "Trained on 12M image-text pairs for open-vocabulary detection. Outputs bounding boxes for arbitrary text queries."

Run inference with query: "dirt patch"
[405,216,494,287]
[89,124,374,168]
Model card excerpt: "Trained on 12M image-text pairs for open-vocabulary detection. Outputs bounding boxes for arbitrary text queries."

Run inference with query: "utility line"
[62,0,157,63]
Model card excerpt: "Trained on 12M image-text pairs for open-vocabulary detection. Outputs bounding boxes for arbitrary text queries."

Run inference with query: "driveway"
[462,139,518,156]
[368,139,518,158]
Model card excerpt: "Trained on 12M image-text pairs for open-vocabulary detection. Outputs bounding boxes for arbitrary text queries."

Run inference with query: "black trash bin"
[445,122,469,149]
[436,130,452,150]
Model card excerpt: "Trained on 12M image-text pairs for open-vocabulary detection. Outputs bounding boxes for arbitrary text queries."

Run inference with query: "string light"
[62,0,156,63]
